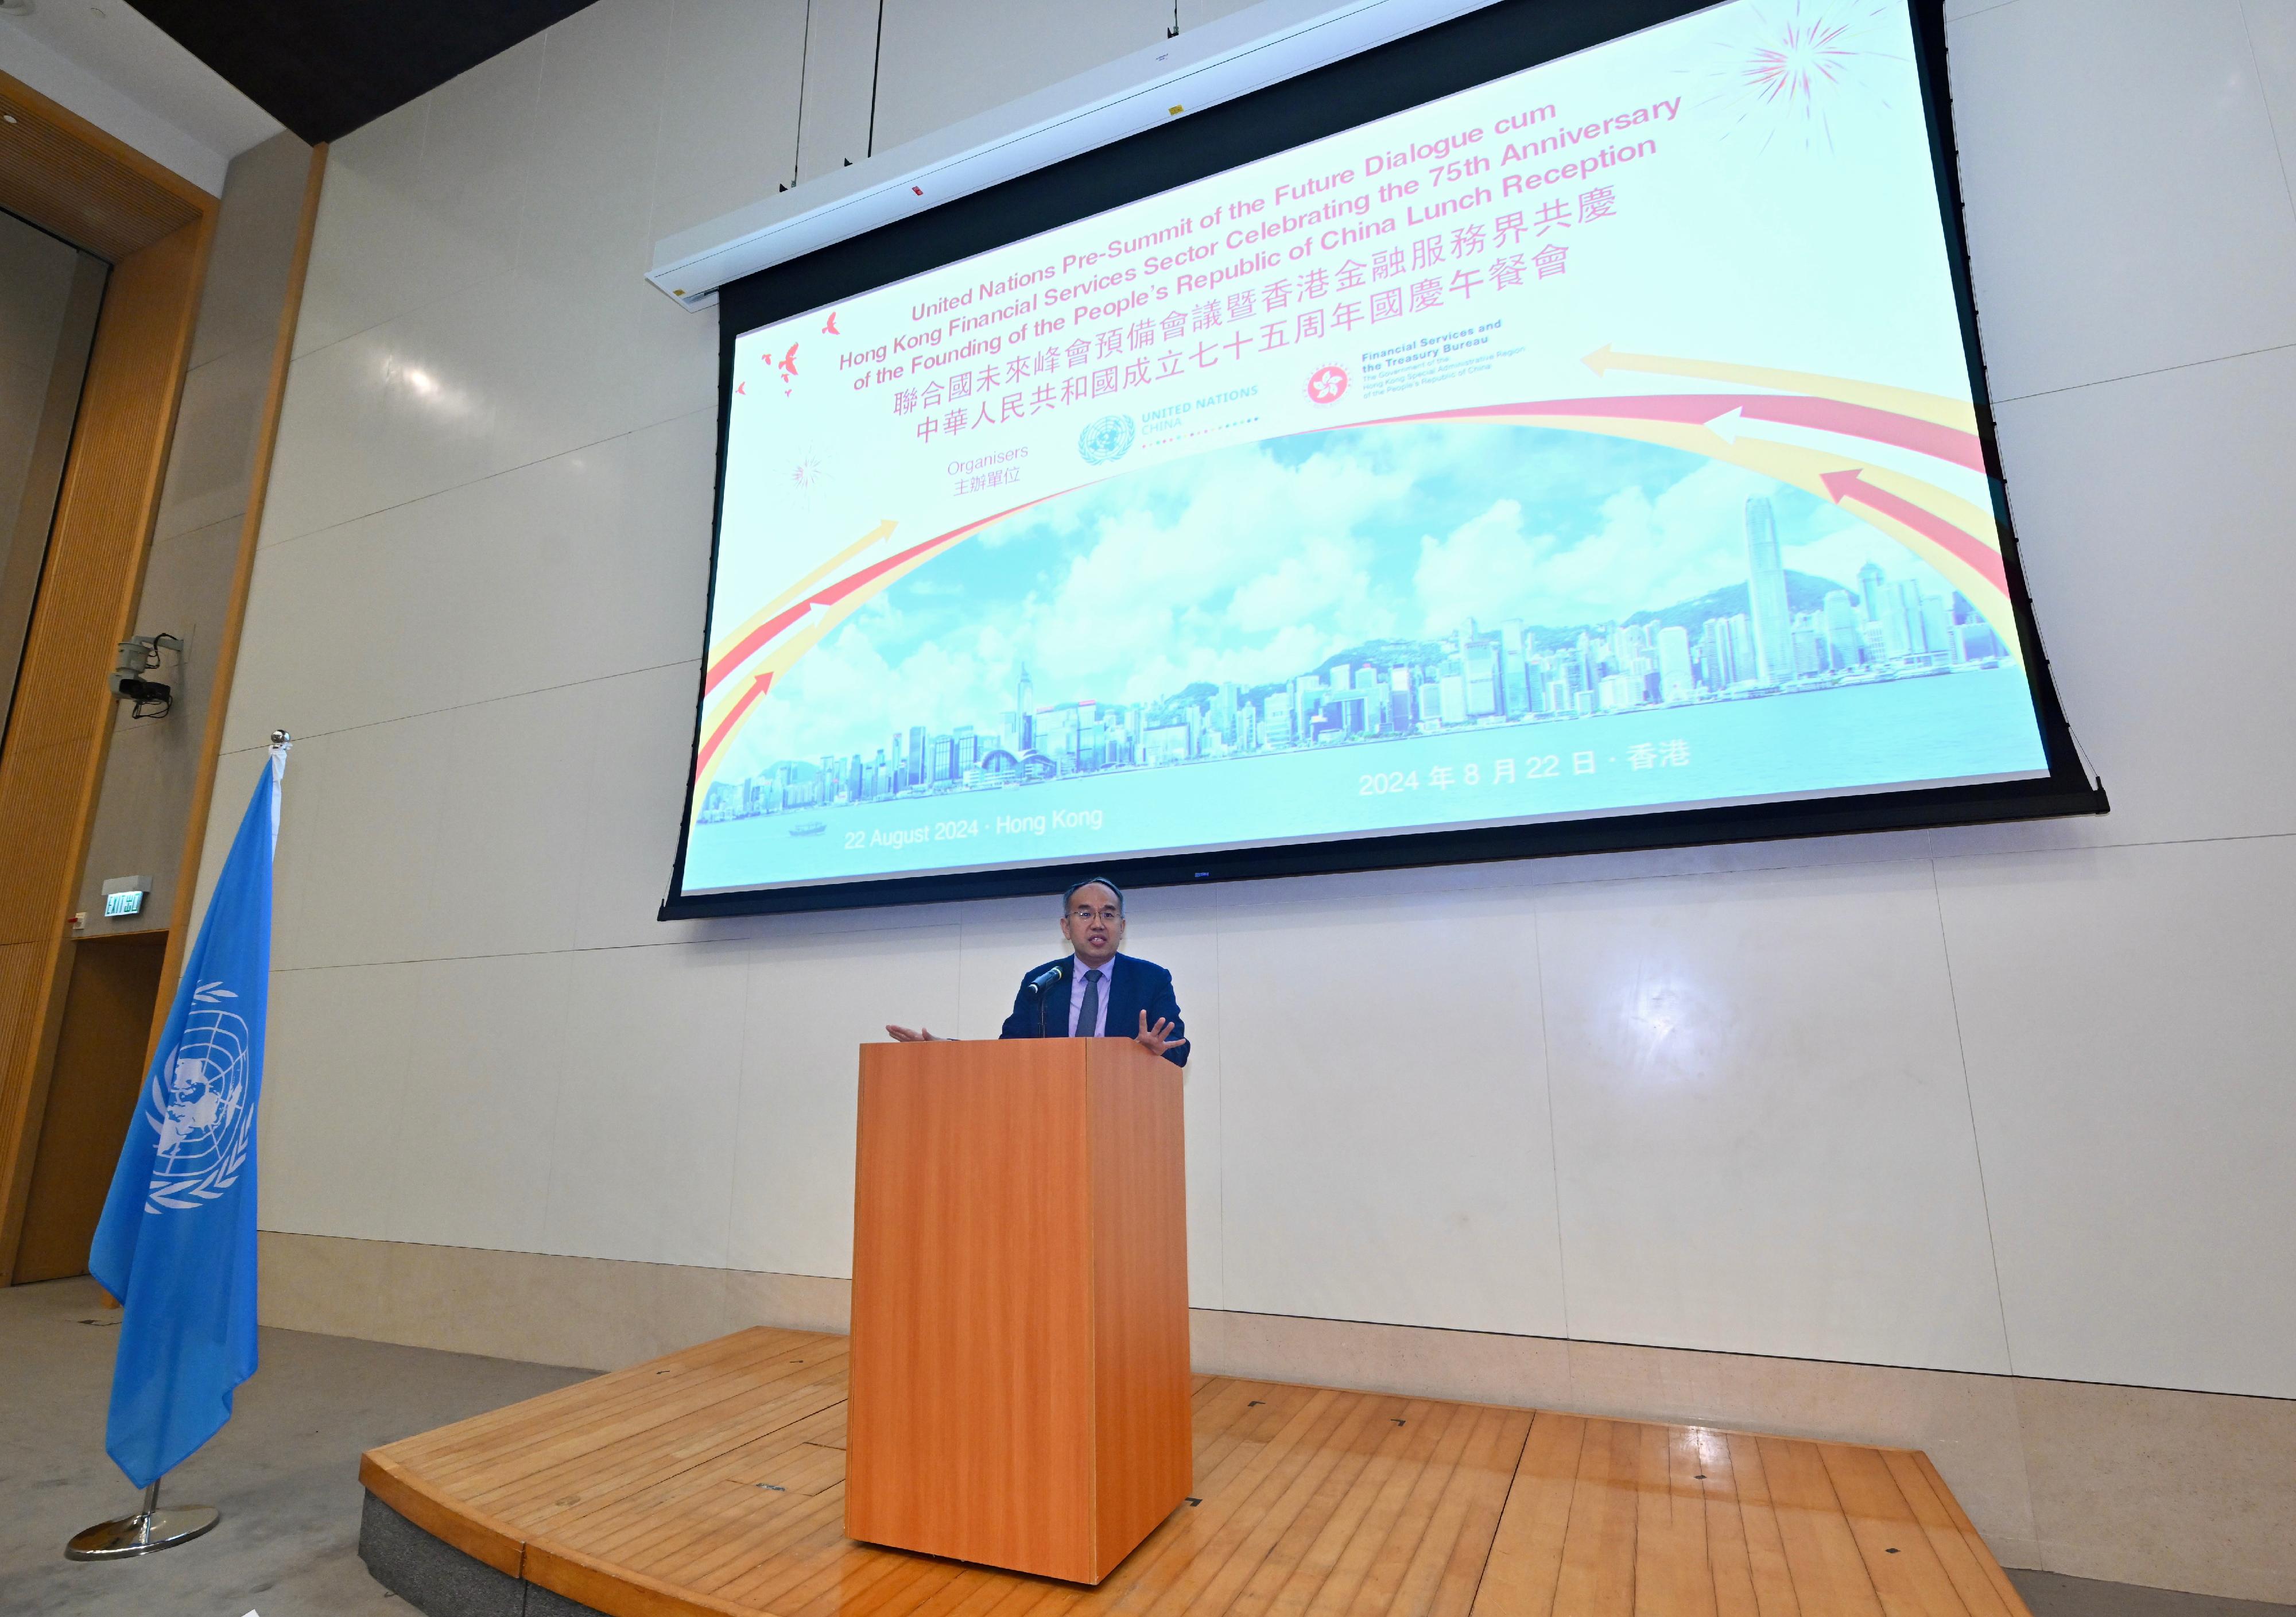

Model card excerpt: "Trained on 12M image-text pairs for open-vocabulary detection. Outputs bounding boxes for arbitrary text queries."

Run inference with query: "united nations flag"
[89,738,288,1489]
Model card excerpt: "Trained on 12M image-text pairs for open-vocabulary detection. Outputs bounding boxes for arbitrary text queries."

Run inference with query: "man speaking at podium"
[885,878,1188,1065]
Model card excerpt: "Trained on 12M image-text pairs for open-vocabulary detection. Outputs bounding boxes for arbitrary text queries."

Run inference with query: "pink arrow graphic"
[1821,468,2006,592]
[707,554,918,694]
[706,495,1061,695]
[698,670,773,773]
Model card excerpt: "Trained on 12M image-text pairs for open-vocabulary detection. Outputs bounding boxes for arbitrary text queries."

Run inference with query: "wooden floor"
[360,1328,2032,1617]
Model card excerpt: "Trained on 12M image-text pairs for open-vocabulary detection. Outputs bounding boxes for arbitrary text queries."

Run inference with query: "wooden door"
[13,929,166,1283]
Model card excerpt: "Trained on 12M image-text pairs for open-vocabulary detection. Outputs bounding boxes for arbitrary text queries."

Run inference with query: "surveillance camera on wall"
[110,633,181,719]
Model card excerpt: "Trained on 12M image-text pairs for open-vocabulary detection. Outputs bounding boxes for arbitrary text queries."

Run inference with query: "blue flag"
[89,743,285,1488]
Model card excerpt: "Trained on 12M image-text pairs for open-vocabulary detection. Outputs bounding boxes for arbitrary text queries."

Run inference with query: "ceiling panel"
[131,0,601,146]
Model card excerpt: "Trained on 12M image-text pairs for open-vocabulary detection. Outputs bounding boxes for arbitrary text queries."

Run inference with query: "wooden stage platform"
[358,1327,2033,1617]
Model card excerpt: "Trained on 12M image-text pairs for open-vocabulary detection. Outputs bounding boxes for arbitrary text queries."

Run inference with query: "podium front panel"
[846,1038,1188,1583]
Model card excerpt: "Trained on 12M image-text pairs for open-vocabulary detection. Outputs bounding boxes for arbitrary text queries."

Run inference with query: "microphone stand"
[1031,964,1063,1038]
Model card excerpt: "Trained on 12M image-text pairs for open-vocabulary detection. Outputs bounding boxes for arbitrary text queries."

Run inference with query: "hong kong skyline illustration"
[701,498,2008,823]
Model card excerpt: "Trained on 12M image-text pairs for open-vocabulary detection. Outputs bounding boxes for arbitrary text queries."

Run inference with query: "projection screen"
[662,0,2103,917]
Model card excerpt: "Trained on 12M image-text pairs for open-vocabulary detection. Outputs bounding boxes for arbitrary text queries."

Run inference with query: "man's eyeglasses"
[1068,906,1122,924]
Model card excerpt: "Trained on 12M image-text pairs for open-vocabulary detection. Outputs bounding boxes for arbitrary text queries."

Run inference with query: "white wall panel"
[570,661,713,951]
[416,683,598,961]
[289,36,546,360]
[76,724,189,938]
[231,412,713,757]
[433,410,715,705]
[949,894,1062,1041]
[386,951,575,1253]
[1177,995,1226,1312]
[1981,345,2296,848]
[1217,883,1564,1338]
[291,99,437,360]
[1540,862,2012,1373]
[189,133,317,371]
[651,0,808,242]
[257,963,420,1239]
[224,513,454,754]
[269,0,717,549]
[555,410,720,672]
[541,942,749,1267]
[728,920,962,1278]
[870,0,1174,152]
[417,36,546,298]
[1127,904,1228,1312]
[2251,0,2296,150]
[184,746,285,951]
[286,713,454,972]
[1948,0,2296,401]
[1178,0,1259,30]
[796,0,886,181]
[153,339,272,545]
[264,294,559,546]
[516,0,670,307]
[273,282,711,548]
[1938,836,2296,1398]
[603,268,728,441]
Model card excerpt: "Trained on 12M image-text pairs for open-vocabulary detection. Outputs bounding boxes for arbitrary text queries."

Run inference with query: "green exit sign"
[103,890,144,918]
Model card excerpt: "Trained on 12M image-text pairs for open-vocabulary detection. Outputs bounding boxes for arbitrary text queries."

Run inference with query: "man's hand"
[885,1024,946,1042]
[1134,1011,1187,1059]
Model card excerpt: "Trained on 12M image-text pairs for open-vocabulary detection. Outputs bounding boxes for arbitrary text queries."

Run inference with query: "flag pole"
[68,729,290,1563]
[65,1475,220,1560]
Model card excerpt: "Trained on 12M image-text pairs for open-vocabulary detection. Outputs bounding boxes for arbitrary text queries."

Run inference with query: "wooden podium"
[846,1037,1192,1584]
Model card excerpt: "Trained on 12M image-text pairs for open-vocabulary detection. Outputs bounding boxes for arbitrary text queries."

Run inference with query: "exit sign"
[103,890,144,917]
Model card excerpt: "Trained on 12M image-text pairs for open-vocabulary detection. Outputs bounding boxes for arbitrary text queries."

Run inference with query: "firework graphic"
[789,453,827,495]
[1698,3,1904,151]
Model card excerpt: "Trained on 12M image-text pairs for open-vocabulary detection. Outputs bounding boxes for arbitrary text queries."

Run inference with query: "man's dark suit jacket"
[999,953,1188,1067]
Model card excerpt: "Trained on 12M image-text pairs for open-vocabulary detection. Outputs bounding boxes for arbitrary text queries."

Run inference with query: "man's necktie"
[1078,968,1102,1038]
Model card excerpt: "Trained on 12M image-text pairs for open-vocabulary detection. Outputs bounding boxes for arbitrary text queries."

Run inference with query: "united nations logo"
[1077,413,1135,466]
[141,982,255,1213]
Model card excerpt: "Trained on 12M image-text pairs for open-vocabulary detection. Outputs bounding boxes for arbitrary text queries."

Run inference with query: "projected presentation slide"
[678,0,2047,899]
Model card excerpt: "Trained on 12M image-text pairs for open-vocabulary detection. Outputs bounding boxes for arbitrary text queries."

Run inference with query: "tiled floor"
[0,1275,588,1616]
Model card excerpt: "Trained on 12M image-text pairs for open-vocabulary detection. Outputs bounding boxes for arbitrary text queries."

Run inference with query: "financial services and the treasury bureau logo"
[139,980,255,1214]
[1077,413,1136,466]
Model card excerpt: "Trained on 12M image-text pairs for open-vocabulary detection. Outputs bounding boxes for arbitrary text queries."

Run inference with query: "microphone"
[1028,962,1064,1037]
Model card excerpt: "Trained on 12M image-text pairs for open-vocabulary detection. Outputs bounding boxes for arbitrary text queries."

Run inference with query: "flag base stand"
[65,1480,219,1560]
